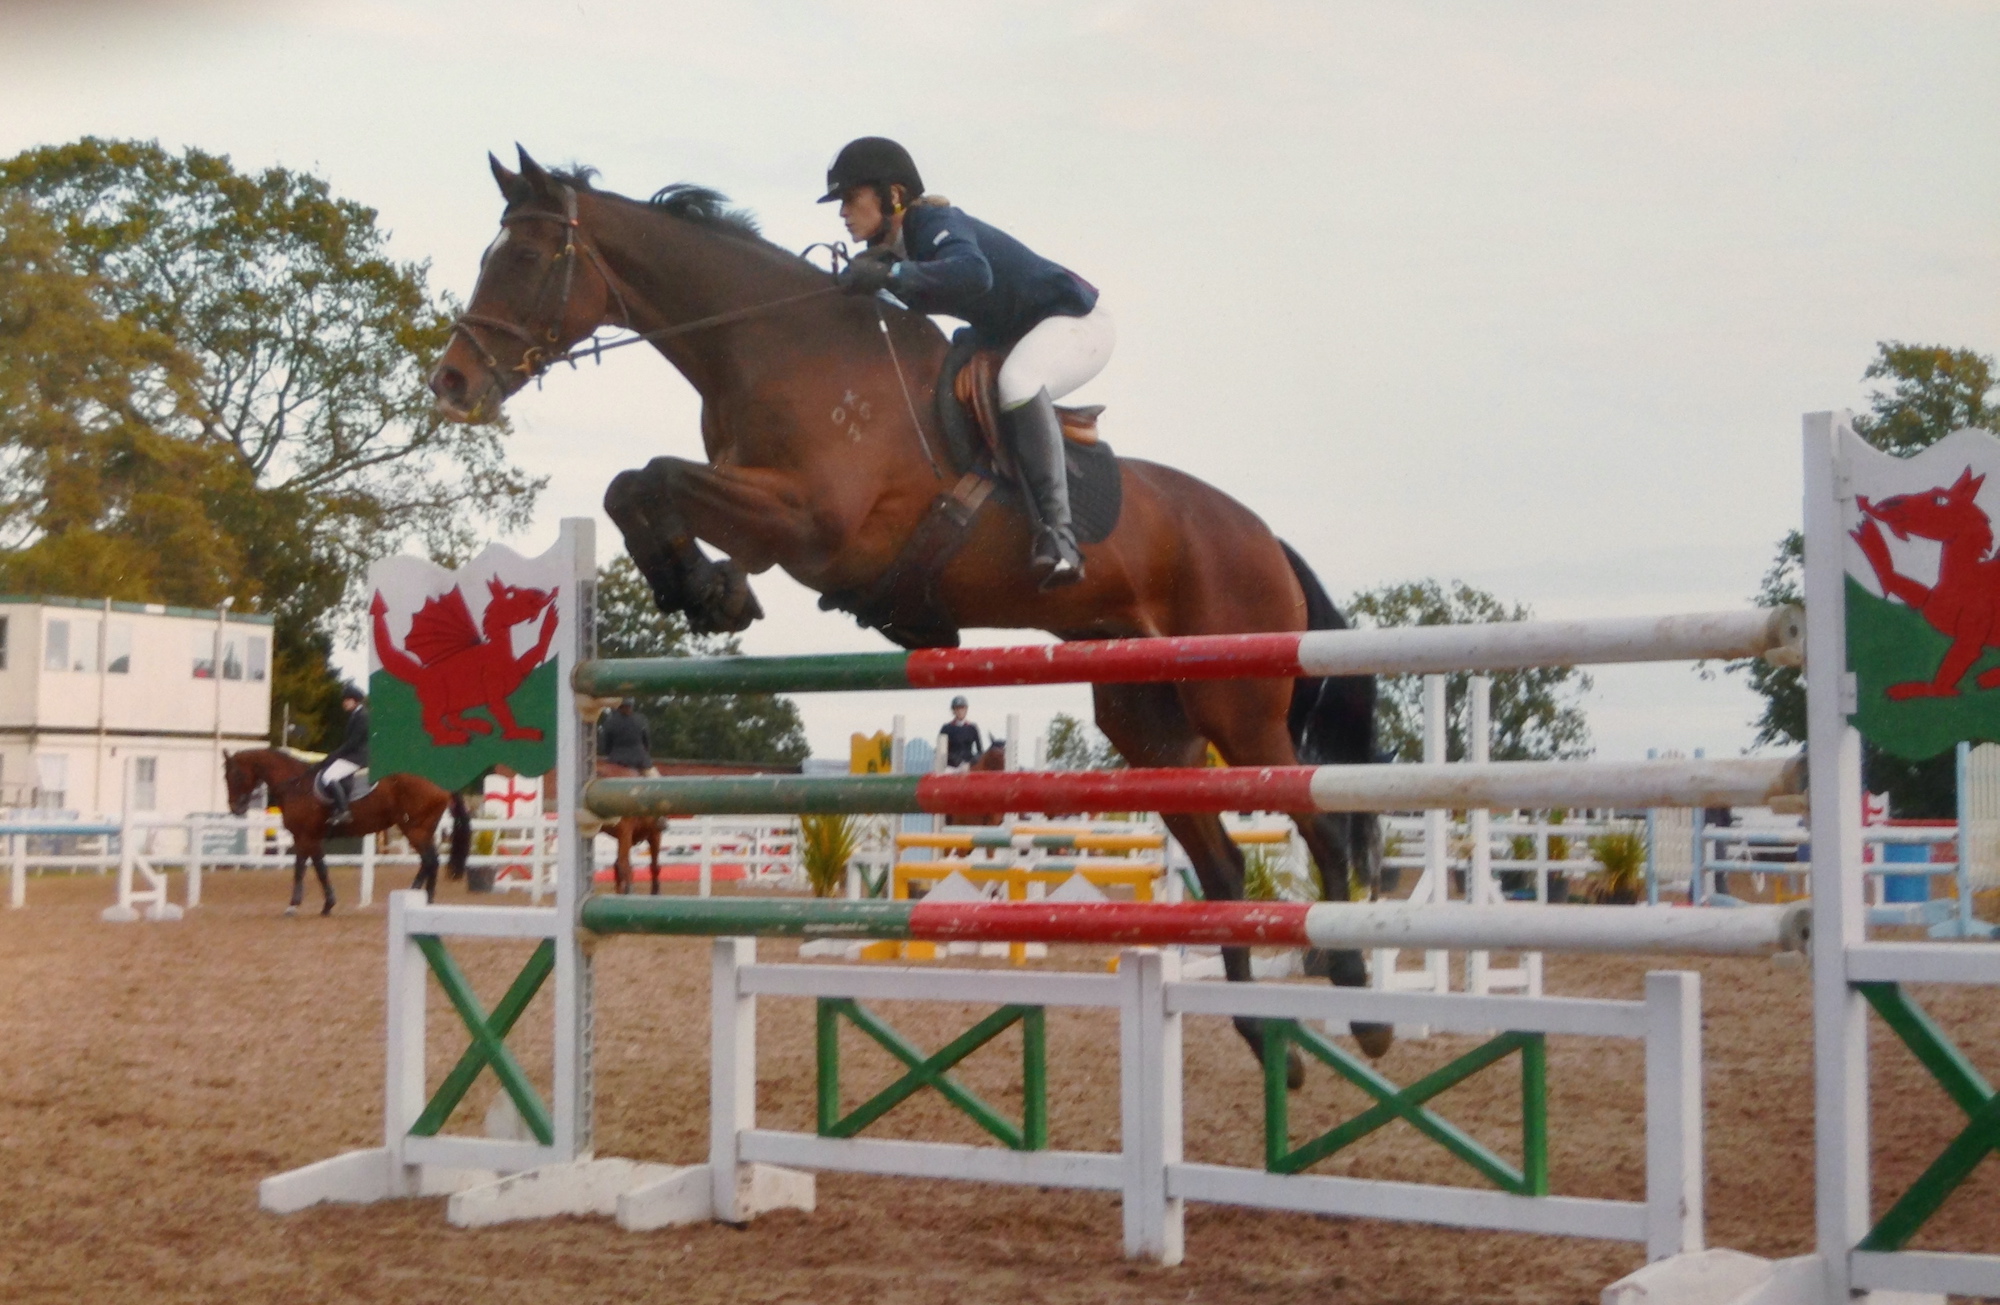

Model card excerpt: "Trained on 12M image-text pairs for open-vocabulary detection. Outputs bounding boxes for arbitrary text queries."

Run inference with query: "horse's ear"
[490,151,528,204]
[515,144,556,202]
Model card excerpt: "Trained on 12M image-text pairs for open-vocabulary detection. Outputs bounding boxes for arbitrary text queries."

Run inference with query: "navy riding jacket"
[597,710,654,772]
[329,705,370,768]
[886,205,1097,349]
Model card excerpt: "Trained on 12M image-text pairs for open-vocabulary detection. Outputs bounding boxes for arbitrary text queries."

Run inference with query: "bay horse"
[222,749,472,912]
[428,149,1386,1074]
[943,741,1009,829]
[596,761,666,894]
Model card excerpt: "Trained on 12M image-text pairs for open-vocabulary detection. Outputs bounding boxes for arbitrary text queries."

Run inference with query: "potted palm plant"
[799,813,859,898]
[1585,824,1648,905]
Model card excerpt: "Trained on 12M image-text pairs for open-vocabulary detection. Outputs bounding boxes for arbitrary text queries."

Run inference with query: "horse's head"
[485,576,557,631]
[428,146,626,423]
[1858,467,1990,546]
[222,750,258,817]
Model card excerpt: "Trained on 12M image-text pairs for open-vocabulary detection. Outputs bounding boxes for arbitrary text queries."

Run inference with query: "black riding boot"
[325,778,353,829]
[1003,387,1084,590]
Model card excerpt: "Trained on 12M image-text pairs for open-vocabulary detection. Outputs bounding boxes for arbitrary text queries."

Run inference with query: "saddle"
[314,768,374,804]
[818,328,1125,650]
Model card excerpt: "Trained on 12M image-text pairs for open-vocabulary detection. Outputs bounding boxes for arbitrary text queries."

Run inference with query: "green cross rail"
[1856,983,1999,1252]
[817,999,1048,1151]
[1263,1020,1548,1194]
[408,937,556,1147]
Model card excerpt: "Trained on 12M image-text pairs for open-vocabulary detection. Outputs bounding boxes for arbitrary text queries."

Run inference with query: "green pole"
[575,651,913,697]
[587,773,924,817]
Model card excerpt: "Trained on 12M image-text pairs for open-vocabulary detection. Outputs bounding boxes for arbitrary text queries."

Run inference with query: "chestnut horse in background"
[942,741,1009,829]
[595,761,665,894]
[428,148,1386,1074]
[222,749,471,913]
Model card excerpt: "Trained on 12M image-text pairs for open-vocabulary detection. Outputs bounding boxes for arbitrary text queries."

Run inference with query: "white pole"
[1643,971,1704,1261]
[360,830,376,908]
[1804,412,1869,1298]
[552,517,595,1165]
[1005,713,1021,772]
[698,817,713,899]
[1468,677,1493,992]
[8,832,21,909]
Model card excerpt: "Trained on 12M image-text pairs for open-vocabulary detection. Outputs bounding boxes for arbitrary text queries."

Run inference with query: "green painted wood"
[1521,1033,1549,1196]
[409,937,556,1146]
[816,999,1047,1151]
[1857,983,2000,1252]
[816,999,841,1136]
[1263,1020,1535,1194]
[1022,1007,1048,1151]
[575,650,913,696]
[587,773,924,817]
[583,895,916,938]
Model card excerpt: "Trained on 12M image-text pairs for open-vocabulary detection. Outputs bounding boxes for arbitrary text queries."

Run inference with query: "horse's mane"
[549,166,780,252]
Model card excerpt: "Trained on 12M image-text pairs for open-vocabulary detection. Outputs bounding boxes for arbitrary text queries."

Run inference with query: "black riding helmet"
[819,137,924,203]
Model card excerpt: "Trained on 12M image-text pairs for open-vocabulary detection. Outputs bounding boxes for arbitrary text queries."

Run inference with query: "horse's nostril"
[430,366,465,401]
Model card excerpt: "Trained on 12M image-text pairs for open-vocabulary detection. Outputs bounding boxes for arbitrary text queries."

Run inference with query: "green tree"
[595,557,809,765]
[1045,711,1125,770]
[0,194,251,601]
[0,138,543,746]
[1346,580,1592,762]
[1732,341,1997,816]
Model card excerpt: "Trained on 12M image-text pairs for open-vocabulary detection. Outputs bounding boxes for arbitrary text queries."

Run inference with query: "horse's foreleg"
[606,458,768,634]
[313,853,336,916]
[613,825,633,896]
[647,823,663,895]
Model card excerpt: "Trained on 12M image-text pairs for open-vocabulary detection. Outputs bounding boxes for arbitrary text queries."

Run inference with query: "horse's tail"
[1279,541,1379,896]
[447,791,472,881]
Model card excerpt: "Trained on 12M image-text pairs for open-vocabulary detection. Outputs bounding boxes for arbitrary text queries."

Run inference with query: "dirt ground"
[3,869,1995,1305]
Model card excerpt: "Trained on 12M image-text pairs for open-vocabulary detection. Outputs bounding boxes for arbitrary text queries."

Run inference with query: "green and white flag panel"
[1840,425,2000,761]
[366,539,568,790]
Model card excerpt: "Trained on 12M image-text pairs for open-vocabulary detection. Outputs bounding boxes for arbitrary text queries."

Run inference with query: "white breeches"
[323,759,360,784]
[997,305,1116,409]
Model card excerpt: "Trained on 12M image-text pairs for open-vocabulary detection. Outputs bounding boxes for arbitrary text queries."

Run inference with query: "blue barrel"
[1881,841,1930,903]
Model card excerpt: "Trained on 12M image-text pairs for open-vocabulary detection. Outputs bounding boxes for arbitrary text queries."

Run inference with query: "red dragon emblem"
[1851,466,2000,700]
[371,577,560,745]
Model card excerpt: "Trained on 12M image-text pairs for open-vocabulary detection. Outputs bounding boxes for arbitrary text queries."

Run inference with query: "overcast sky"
[4,1,1995,762]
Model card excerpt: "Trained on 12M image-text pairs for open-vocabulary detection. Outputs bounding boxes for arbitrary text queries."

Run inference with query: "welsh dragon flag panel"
[1842,424,2000,760]
[367,541,565,790]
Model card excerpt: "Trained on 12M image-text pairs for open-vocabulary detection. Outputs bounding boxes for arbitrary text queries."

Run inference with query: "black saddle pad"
[936,329,1123,545]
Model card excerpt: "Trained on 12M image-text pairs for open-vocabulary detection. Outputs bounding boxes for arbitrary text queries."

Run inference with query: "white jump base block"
[259,1147,812,1232]
[1601,1250,1943,1305]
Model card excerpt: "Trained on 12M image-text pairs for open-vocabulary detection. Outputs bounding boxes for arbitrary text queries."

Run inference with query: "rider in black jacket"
[322,683,369,828]
[823,136,1113,590]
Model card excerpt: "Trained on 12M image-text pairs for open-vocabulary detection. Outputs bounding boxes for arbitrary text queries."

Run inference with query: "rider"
[933,695,986,772]
[597,698,658,776]
[322,683,369,828]
[823,136,1111,590]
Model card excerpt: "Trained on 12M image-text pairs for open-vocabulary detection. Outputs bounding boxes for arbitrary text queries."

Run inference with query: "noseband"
[451,185,633,389]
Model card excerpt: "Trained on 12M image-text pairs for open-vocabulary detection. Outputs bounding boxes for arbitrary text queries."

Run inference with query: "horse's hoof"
[1286,1046,1305,1091]
[687,560,761,634]
[1352,1022,1395,1059]
[321,900,336,917]
[283,905,299,917]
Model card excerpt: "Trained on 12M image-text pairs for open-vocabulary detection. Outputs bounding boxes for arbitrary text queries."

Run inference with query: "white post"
[710,936,756,1221]
[1643,970,1704,1261]
[9,832,21,909]
[890,713,906,776]
[1805,414,1869,1299]
[1468,677,1493,991]
[187,815,204,909]
[384,889,428,1185]
[698,817,714,899]
[360,829,376,908]
[551,518,595,1165]
[1119,947,1183,1264]
[1005,713,1021,772]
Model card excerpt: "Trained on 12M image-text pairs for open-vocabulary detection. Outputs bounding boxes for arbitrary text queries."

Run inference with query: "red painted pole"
[911,766,1320,814]
[906,900,1314,947]
[906,633,1307,689]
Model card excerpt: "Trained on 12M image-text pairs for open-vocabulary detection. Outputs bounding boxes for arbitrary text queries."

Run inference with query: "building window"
[65,618,97,674]
[221,636,244,681]
[132,757,157,811]
[192,628,214,678]
[45,619,69,672]
[106,622,132,674]
[34,753,66,810]
[247,635,268,683]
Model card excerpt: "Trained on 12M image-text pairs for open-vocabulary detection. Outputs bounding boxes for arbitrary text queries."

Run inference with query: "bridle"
[450,185,636,387]
[448,188,940,477]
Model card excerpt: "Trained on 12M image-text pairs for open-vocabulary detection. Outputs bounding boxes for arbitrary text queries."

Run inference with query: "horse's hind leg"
[1093,683,1305,1087]
[1173,676,1393,1060]
[313,852,336,916]
[410,837,438,903]
[647,823,663,895]
[287,852,307,916]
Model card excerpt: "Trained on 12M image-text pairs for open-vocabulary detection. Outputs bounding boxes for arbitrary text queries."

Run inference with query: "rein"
[452,194,944,479]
